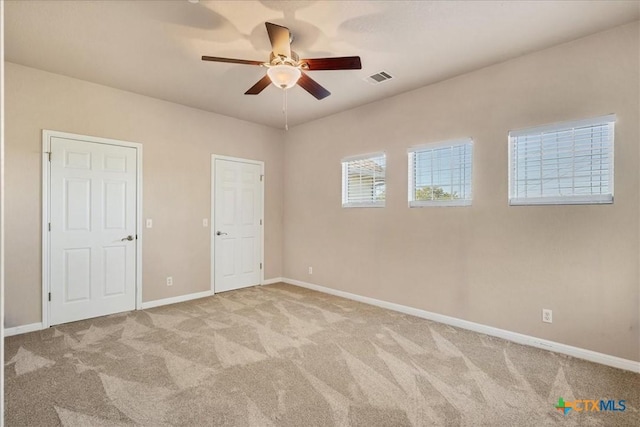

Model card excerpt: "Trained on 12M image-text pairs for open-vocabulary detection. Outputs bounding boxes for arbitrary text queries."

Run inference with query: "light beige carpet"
[4,283,639,426]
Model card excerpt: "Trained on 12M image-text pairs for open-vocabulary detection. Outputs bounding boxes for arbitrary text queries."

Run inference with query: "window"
[408,139,473,207]
[509,115,615,205]
[341,152,386,207]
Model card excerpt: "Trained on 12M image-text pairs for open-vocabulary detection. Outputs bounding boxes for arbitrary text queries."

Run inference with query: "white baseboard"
[141,290,214,310]
[283,278,640,373]
[4,322,44,337]
[262,277,284,285]
[5,290,216,336]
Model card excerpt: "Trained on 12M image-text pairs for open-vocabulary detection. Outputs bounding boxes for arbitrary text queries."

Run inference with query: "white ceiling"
[5,1,639,129]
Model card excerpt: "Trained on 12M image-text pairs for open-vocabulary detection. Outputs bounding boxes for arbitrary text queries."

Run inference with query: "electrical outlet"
[542,309,552,323]
[203,218,208,227]
[166,276,173,286]
[146,219,153,228]
[308,266,313,275]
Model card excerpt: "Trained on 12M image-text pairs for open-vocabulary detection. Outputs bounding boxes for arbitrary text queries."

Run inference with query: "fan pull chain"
[283,89,289,131]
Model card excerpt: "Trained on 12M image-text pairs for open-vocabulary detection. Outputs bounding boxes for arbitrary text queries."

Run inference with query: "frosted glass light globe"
[267,65,301,89]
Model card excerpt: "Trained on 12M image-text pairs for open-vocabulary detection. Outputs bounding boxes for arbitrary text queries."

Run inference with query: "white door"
[213,158,263,293]
[49,137,137,325]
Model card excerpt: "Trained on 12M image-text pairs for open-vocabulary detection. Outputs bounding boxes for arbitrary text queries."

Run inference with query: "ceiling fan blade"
[202,56,264,66]
[300,56,362,71]
[297,72,331,100]
[265,22,291,58]
[245,75,272,95]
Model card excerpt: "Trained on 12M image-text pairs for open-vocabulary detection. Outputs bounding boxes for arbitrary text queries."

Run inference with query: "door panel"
[241,189,255,224]
[222,189,236,225]
[222,239,235,276]
[103,181,127,229]
[241,237,255,273]
[104,154,127,172]
[103,246,127,296]
[65,150,91,169]
[50,137,137,325]
[214,158,262,293]
[64,248,91,302]
[65,178,91,230]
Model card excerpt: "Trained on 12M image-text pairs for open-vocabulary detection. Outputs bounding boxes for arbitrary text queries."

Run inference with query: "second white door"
[213,157,263,293]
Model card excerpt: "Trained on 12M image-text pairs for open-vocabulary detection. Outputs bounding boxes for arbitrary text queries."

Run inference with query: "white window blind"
[341,152,386,207]
[408,139,473,207]
[509,115,615,205]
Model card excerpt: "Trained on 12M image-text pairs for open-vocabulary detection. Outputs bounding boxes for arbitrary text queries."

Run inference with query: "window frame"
[508,115,615,206]
[341,151,386,208]
[407,138,474,208]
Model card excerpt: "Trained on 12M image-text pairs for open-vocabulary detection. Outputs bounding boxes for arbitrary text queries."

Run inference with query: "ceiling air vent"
[365,71,393,85]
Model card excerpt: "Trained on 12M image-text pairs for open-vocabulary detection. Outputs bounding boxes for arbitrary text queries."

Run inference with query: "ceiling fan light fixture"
[267,65,301,90]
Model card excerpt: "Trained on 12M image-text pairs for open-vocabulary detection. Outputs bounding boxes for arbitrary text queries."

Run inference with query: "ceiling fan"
[202,22,362,100]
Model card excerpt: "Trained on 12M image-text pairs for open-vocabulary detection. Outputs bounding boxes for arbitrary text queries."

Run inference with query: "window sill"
[409,200,472,207]
[509,195,613,206]
[342,202,385,208]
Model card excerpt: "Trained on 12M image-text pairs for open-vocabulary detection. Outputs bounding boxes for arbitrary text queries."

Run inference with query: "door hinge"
[260,263,263,270]
[48,223,51,231]
[260,175,264,182]
[48,292,51,302]
[136,234,138,240]
[260,219,262,225]
[48,152,51,162]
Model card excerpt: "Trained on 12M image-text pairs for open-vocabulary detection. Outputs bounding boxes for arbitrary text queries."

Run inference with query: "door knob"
[216,231,228,236]
[121,235,134,241]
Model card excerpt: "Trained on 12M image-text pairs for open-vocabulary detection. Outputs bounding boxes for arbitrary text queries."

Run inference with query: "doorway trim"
[210,155,265,294]
[42,130,143,328]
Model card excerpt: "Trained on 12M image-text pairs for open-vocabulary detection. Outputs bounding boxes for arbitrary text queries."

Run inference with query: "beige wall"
[283,22,640,361]
[5,63,284,327]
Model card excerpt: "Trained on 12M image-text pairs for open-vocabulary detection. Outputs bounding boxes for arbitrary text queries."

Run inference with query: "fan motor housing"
[270,51,299,67]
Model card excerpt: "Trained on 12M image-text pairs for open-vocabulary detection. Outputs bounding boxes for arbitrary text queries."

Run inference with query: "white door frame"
[210,155,265,293]
[42,130,143,328]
